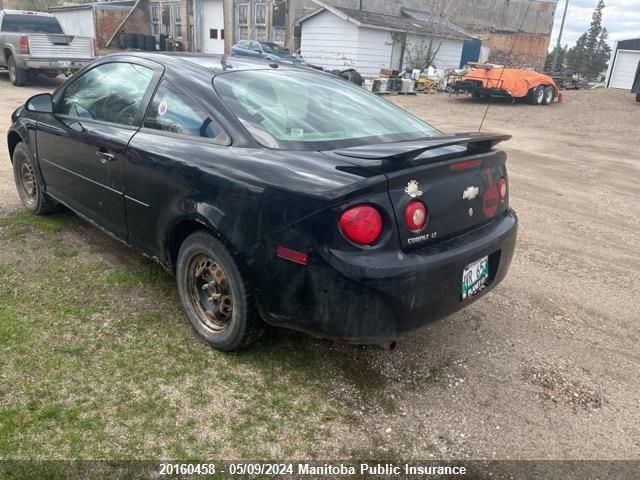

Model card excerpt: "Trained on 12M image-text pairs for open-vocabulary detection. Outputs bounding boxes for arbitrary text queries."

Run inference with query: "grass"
[0,210,340,461]
[0,209,447,470]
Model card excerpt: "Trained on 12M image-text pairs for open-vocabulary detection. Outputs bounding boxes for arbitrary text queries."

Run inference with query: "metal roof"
[298,1,474,41]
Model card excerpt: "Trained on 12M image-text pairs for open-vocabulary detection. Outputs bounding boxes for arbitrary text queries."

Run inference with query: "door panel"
[37,117,134,241]
[37,60,159,241]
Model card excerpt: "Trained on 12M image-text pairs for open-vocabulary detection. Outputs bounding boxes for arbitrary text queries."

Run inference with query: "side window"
[56,62,154,127]
[144,80,229,143]
[237,40,250,49]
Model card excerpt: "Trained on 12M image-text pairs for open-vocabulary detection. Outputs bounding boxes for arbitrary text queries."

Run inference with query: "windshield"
[1,14,64,34]
[214,70,438,150]
[261,42,288,54]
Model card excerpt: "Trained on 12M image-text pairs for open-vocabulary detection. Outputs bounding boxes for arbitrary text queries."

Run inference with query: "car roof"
[103,52,316,79]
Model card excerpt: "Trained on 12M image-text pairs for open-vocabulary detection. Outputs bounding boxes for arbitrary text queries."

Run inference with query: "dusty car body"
[7,53,517,350]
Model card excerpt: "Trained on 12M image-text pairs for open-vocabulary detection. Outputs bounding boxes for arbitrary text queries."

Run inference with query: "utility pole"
[223,0,234,55]
[551,0,570,72]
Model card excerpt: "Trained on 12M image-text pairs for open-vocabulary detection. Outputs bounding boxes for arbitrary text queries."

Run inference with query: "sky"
[549,0,640,50]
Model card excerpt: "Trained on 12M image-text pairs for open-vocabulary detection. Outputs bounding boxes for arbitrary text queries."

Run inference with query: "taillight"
[19,36,30,54]
[498,177,507,201]
[404,200,427,232]
[339,205,383,245]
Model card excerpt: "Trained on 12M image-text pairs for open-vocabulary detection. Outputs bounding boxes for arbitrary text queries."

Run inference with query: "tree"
[545,44,568,72]
[566,33,587,75]
[405,37,442,71]
[565,0,612,79]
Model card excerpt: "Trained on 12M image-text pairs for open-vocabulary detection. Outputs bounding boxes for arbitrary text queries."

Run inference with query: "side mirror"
[26,93,53,113]
[254,48,262,53]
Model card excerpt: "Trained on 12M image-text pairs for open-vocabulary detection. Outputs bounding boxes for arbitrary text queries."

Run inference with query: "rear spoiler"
[333,133,511,163]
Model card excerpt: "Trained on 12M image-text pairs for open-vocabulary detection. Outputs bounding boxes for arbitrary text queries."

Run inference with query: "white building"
[605,37,640,90]
[297,1,473,76]
[201,0,225,54]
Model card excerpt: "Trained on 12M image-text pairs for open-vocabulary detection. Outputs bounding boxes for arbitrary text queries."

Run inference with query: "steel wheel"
[186,254,234,333]
[176,231,263,351]
[536,86,545,104]
[16,153,37,207]
[12,143,57,214]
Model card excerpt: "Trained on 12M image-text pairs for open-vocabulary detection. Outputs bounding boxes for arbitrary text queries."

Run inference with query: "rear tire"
[12,143,58,214]
[176,231,264,351]
[528,86,544,105]
[541,86,554,105]
[8,55,29,86]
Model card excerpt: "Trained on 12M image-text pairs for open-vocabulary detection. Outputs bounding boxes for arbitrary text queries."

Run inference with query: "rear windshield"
[214,70,438,150]
[1,14,64,34]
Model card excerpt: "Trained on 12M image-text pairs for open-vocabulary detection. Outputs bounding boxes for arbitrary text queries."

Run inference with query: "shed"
[49,1,135,49]
[297,0,474,76]
[605,37,640,90]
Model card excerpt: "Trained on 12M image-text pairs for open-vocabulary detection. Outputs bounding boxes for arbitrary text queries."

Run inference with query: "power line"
[478,0,534,132]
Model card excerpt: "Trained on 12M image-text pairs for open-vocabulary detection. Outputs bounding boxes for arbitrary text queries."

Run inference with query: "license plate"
[57,61,71,67]
[461,255,489,299]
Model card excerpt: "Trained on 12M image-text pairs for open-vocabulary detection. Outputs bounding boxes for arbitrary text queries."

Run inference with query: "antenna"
[478,0,534,132]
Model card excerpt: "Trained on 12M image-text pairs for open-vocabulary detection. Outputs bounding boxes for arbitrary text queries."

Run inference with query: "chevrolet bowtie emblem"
[462,186,479,200]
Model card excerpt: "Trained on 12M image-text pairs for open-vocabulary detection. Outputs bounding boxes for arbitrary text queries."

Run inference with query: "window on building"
[273,27,285,45]
[150,6,159,35]
[221,29,224,39]
[210,29,218,40]
[238,3,249,40]
[172,5,182,38]
[255,2,267,41]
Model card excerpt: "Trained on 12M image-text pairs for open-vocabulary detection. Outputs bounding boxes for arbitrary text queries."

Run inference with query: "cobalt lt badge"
[405,180,423,198]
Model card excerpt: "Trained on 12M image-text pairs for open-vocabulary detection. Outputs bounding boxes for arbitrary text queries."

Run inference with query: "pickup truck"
[0,9,94,86]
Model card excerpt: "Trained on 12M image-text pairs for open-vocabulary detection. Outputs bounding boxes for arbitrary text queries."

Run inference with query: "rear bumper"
[15,55,92,71]
[262,209,518,343]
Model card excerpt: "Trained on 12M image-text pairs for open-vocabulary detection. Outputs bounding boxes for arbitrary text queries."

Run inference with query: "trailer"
[452,65,562,105]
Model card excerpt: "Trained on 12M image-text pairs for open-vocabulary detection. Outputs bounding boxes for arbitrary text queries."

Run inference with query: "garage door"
[609,50,640,89]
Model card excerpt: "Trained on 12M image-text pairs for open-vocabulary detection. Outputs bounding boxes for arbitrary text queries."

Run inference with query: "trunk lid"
[324,133,511,251]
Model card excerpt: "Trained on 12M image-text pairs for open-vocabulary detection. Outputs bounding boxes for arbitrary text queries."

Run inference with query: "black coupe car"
[7,53,518,351]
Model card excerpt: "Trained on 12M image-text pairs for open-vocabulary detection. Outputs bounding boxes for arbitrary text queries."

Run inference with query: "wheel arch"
[7,130,24,163]
[3,46,13,63]
[165,215,236,273]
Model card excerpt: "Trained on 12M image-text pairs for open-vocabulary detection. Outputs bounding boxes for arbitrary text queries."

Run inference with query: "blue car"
[230,40,304,64]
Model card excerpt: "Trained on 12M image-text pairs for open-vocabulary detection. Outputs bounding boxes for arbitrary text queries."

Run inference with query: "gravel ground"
[0,72,638,461]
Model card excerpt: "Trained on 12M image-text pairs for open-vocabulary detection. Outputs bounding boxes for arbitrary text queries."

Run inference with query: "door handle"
[96,149,115,163]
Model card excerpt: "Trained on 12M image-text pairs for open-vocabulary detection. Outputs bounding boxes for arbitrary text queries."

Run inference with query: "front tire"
[12,142,57,214]
[176,231,263,351]
[8,55,29,86]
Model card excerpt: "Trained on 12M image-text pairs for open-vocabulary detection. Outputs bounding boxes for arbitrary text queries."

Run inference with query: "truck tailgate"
[28,34,93,59]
